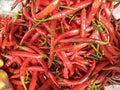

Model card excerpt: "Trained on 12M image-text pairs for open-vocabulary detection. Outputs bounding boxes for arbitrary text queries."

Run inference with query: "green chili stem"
[20,77,27,90]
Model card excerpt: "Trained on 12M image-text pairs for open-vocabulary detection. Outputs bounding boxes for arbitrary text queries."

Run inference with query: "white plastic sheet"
[0,0,22,17]
[112,4,120,20]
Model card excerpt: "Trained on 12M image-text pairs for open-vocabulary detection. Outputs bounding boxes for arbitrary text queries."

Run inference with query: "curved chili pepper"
[101,32,120,55]
[54,28,80,45]
[22,6,36,23]
[11,0,23,11]
[57,51,74,76]
[34,0,61,20]
[71,74,98,90]
[99,14,117,44]
[36,0,92,20]
[100,45,116,64]
[58,59,96,85]
[29,31,40,44]
[96,71,110,83]
[93,61,110,75]
[20,28,36,45]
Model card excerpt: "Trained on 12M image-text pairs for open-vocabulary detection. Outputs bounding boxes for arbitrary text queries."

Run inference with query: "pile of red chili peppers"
[0,0,120,90]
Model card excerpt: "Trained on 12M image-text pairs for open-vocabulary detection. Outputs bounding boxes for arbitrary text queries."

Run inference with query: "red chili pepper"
[101,32,119,55]
[35,0,41,12]
[16,45,35,53]
[39,0,50,6]
[99,14,117,43]
[34,0,61,20]
[10,51,42,58]
[73,64,88,73]
[0,31,3,48]
[58,59,96,85]
[80,8,86,37]
[54,28,80,45]
[71,75,98,90]
[29,32,40,44]
[86,0,102,26]
[72,59,88,71]
[35,26,47,36]
[100,45,116,64]
[22,6,36,23]
[96,71,110,83]
[2,34,9,50]
[101,0,111,20]
[20,58,30,90]
[28,71,37,90]
[11,0,23,11]
[93,61,110,75]
[10,74,20,79]
[20,28,36,45]
[102,66,120,73]
[10,79,22,85]
[16,85,24,90]
[27,66,44,72]
[65,0,70,6]
[58,51,74,76]
[35,0,92,20]
[38,79,56,90]
[70,50,87,60]
[31,1,35,17]
[47,71,59,88]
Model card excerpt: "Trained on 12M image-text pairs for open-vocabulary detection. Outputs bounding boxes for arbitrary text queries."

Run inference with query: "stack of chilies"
[0,0,120,90]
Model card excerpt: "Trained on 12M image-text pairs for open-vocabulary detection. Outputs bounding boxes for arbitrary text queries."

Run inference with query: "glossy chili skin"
[0,0,120,90]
